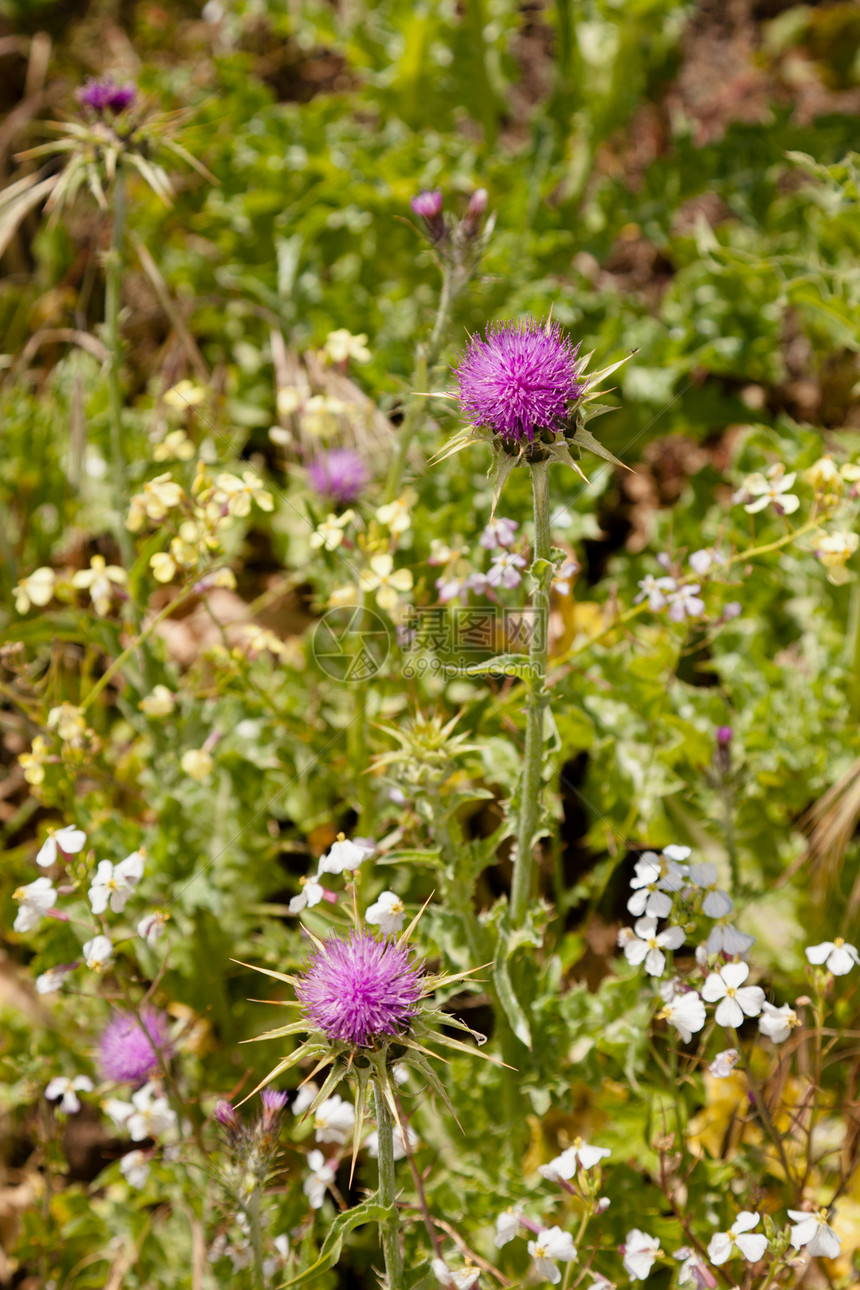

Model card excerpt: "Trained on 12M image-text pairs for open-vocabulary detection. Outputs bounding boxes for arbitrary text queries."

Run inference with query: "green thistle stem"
[246,1187,266,1290]
[372,1076,405,1290]
[510,458,551,927]
[105,171,133,570]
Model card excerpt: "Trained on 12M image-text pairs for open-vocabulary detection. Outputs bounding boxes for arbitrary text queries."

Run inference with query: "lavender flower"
[77,77,136,114]
[307,450,368,506]
[454,319,584,445]
[260,1088,289,1129]
[99,1007,171,1083]
[297,930,423,1047]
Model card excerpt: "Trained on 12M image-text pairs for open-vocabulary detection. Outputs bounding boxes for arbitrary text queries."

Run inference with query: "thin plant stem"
[510,458,551,926]
[372,1076,405,1290]
[734,1034,797,1189]
[105,171,134,570]
[246,1187,266,1290]
[80,575,204,712]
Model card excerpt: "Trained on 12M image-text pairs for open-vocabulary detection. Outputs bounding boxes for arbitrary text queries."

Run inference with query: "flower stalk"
[104,171,133,570]
[372,1075,405,1290]
[510,458,551,926]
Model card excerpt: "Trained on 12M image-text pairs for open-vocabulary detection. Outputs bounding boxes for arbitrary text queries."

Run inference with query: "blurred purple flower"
[77,77,136,114]
[215,1099,240,1132]
[454,319,584,444]
[307,450,368,506]
[99,1007,171,1083]
[716,726,733,747]
[411,189,443,219]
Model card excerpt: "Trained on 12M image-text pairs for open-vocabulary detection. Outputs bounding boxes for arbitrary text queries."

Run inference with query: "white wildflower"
[623,1230,661,1280]
[317,835,374,876]
[365,890,406,934]
[787,1208,840,1258]
[527,1226,577,1286]
[303,1149,335,1209]
[708,1211,768,1265]
[88,851,145,915]
[702,962,764,1028]
[13,876,57,933]
[36,824,86,868]
[659,991,706,1043]
[82,934,114,972]
[758,1002,800,1044]
[688,862,733,918]
[622,916,685,977]
[119,1149,151,1188]
[806,938,860,976]
[314,1095,355,1146]
[45,1075,93,1114]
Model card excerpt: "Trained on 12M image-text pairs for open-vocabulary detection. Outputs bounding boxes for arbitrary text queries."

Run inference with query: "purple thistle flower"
[411,189,443,219]
[454,318,585,445]
[260,1087,288,1126]
[307,449,368,506]
[297,929,423,1048]
[716,726,733,747]
[215,1099,240,1132]
[99,1007,171,1083]
[77,77,136,114]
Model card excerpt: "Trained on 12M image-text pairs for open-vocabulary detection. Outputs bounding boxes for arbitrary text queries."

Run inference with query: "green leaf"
[279,1200,390,1287]
[462,653,535,679]
[569,425,632,471]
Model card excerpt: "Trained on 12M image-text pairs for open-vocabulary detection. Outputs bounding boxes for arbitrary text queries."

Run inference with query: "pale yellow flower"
[329,584,359,608]
[324,328,371,365]
[46,704,87,744]
[360,552,413,612]
[128,473,186,529]
[139,685,175,717]
[20,735,50,785]
[164,380,205,413]
[376,489,417,535]
[181,749,213,781]
[215,471,274,517]
[150,552,177,583]
[276,387,302,418]
[805,457,841,494]
[153,429,195,462]
[14,567,56,614]
[816,531,859,585]
[71,555,126,617]
[310,511,354,552]
[301,395,344,439]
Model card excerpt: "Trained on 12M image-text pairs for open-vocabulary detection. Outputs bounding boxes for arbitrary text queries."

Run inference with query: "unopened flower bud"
[461,187,489,239]
[410,189,446,244]
[215,1100,240,1133]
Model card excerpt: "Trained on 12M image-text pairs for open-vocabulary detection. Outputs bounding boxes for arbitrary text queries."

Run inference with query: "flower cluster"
[126,463,272,586]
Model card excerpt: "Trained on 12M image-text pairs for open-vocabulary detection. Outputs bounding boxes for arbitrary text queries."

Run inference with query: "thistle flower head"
[99,1007,171,1083]
[297,930,422,1047]
[77,77,136,114]
[454,319,584,445]
[235,910,498,1177]
[307,449,368,506]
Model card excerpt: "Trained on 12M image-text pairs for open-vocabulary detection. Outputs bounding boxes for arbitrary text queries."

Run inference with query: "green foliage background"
[2,0,860,1286]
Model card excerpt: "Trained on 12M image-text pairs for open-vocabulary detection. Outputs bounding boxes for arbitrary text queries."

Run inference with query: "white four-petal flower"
[13,876,57,933]
[623,1230,661,1280]
[88,851,145,914]
[365,890,406,934]
[36,825,87,868]
[527,1226,577,1286]
[806,939,860,976]
[45,1075,93,1114]
[787,1209,840,1259]
[623,916,685,977]
[702,962,764,1028]
[707,1211,768,1265]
